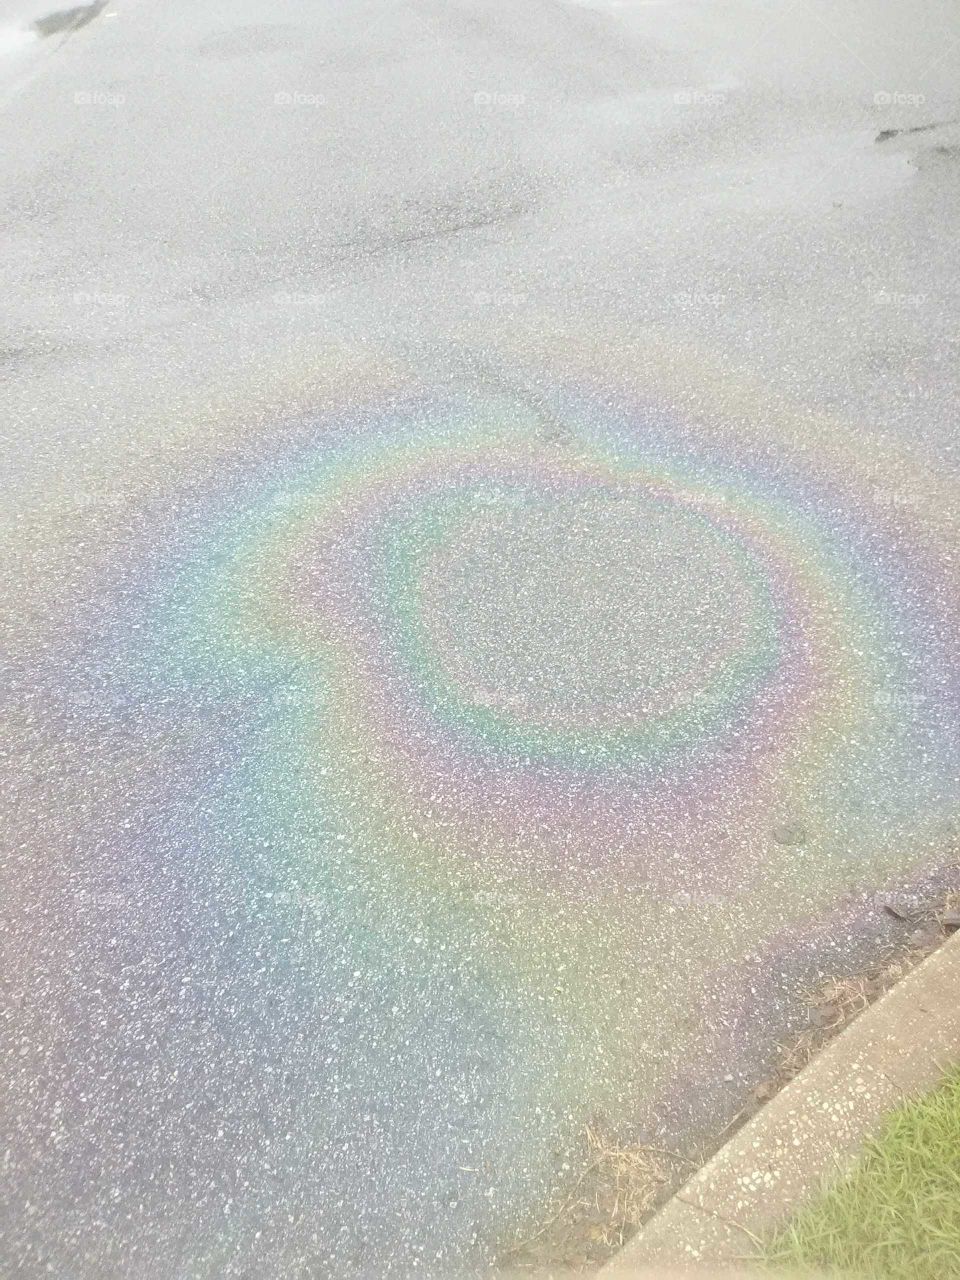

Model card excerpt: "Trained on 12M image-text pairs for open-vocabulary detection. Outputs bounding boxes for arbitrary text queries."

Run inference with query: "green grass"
[763,1064,960,1279]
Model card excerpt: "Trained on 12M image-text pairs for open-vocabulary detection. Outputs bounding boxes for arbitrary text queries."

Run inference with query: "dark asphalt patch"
[32,1,106,40]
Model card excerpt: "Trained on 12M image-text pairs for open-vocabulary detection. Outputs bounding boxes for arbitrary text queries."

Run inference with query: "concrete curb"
[602,930,960,1273]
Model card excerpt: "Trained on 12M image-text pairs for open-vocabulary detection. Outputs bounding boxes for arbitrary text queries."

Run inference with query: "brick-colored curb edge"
[602,930,960,1273]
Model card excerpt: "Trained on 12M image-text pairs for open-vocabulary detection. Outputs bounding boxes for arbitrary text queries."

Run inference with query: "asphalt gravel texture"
[2,1,960,1277]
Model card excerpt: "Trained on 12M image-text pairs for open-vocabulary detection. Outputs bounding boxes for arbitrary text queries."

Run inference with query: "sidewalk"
[603,931,960,1273]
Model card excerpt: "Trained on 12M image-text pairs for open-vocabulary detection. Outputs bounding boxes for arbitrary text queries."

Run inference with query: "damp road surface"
[2,1,960,1276]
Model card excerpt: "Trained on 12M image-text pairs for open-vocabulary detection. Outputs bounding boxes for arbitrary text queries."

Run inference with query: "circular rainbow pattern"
[13,348,959,1275]
[151,381,957,902]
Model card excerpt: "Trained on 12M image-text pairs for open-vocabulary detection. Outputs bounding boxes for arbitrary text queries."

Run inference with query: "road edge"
[602,928,960,1273]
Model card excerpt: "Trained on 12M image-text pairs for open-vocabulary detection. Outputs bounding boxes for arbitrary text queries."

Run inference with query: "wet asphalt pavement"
[2,1,960,1275]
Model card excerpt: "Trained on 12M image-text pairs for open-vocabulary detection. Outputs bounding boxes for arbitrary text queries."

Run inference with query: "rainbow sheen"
[9,349,959,1274]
